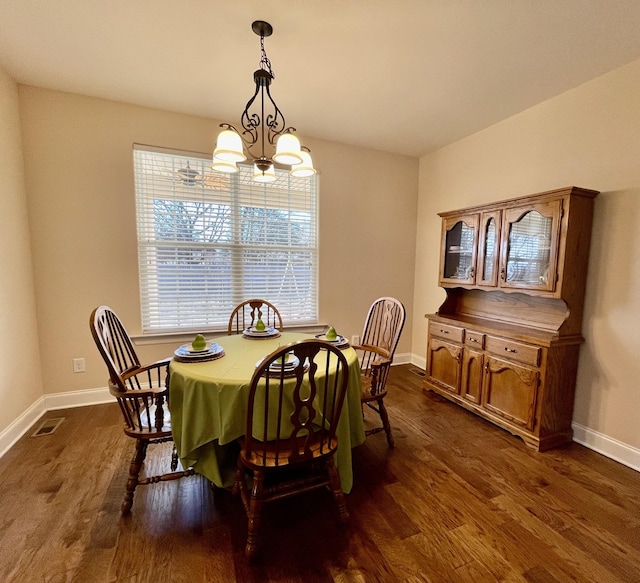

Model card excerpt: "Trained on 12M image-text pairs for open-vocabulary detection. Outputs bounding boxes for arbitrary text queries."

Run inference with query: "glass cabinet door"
[499,201,562,292]
[440,214,478,285]
[477,211,501,287]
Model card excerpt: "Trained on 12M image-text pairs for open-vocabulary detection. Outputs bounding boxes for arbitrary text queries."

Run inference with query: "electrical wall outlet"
[351,335,360,345]
[72,358,86,373]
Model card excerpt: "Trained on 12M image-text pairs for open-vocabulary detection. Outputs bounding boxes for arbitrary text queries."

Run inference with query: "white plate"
[256,354,300,370]
[175,342,224,359]
[182,342,212,353]
[245,326,275,334]
[243,327,279,338]
[315,333,347,345]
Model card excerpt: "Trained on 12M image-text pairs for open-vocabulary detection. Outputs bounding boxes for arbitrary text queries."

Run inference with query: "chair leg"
[122,439,148,514]
[245,470,265,560]
[170,442,179,471]
[327,458,350,524]
[377,398,395,448]
[232,456,245,503]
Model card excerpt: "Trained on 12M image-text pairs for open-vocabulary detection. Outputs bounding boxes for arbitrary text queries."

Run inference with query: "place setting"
[315,325,350,349]
[242,318,281,340]
[256,351,304,377]
[173,334,225,363]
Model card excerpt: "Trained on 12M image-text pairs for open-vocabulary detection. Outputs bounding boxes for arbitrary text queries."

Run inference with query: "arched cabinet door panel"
[499,200,562,293]
[426,338,462,395]
[439,214,479,286]
[482,356,539,431]
[476,210,502,287]
[461,347,484,405]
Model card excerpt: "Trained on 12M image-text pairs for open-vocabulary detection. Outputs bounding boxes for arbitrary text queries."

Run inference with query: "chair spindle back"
[245,339,349,467]
[360,297,406,360]
[228,299,284,335]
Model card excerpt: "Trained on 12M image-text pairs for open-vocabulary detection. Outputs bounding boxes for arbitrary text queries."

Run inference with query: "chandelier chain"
[259,35,274,79]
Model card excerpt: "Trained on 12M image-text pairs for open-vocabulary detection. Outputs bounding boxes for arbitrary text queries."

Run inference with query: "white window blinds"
[133,145,318,333]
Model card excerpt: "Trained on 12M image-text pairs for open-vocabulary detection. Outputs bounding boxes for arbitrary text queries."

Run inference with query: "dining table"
[168,331,366,493]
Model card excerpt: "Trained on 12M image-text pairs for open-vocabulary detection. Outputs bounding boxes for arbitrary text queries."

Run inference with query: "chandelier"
[211,20,316,183]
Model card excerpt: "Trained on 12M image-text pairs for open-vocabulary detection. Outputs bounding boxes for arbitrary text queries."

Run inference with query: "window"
[133,145,318,333]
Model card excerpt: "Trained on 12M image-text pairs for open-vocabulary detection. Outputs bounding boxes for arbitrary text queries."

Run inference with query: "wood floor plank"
[446,522,529,582]
[490,494,630,583]
[561,525,640,582]
[522,565,563,583]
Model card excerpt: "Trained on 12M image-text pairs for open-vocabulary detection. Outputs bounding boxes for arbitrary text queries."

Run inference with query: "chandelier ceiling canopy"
[211,20,316,183]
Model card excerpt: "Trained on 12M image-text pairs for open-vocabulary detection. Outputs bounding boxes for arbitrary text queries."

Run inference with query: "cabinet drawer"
[464,330,485,348]
[429,321,464,343]
[485,336,540,367]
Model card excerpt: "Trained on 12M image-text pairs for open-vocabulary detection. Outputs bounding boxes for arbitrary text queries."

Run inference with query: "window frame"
[133,144,319,334]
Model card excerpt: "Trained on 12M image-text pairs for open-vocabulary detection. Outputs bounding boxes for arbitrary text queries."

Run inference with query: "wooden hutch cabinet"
[424,186,598,451]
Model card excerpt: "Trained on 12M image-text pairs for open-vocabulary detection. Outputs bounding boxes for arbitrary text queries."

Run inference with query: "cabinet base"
[422,383,572,452]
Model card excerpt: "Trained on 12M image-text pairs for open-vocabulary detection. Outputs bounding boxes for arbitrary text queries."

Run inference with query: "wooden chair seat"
[240,433,339,469]
[360,386,389,402]
[112,386,174,438]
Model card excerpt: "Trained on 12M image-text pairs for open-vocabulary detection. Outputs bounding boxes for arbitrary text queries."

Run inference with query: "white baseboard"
[392,351,413,365]
[0,386,111,458]
[0,398,47,458]
[571,422,640,473]
[410,353,426,370]
[43,387,112,411]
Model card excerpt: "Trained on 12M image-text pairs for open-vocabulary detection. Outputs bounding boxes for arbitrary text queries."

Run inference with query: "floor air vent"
[32,417,65,437]
[410,367,425,377]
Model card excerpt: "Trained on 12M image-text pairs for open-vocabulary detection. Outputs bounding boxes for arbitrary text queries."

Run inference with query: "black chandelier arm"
[239,84,262,148]
[219,122,240,134]
[263,82,291,146]
[230,73,296,160]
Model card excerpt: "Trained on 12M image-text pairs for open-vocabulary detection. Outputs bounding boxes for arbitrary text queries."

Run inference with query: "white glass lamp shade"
[253,162,276,183]
[290,150,316,177]
[213,129,246,163]
[273,132,303,165]
[211,158,238,173]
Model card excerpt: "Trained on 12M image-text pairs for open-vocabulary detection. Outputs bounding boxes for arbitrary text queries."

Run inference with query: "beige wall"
[414,58,640,451]
[0,66,44,430]
[306,137,418,334]
[16,86,417,399]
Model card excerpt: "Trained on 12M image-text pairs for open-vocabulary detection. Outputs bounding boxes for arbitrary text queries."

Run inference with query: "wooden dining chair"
[233,339,351,560]
[227,298,283,335]
[353,297,406,447]
[89,306,194,514]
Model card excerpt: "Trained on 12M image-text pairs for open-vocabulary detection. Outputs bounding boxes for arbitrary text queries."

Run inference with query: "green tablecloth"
[169,332,365,493]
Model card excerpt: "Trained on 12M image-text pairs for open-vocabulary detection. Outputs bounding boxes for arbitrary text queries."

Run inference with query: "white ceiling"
[2,1,640,157]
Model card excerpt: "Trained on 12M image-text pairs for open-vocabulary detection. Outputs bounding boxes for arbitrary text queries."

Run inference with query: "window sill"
[131,323,327,346]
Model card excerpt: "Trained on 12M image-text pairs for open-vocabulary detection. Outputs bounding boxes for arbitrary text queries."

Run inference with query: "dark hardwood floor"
[1,364,639,582]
